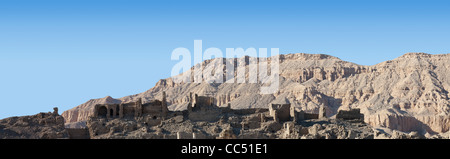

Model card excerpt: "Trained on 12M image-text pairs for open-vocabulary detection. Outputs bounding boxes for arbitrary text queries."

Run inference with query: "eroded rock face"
[0,111,68,139]
[63,53,450,135]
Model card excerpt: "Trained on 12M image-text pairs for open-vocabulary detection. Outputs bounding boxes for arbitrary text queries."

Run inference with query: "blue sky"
[1,0,450,119]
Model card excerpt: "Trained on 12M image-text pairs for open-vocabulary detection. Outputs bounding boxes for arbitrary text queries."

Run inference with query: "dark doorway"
[110,109,114,117]
[98,106,107,118]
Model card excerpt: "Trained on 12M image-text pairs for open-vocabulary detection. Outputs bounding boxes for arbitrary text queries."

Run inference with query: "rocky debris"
[297,119,374,139]
[66,128,90,139]
[65,121,87,129]
[0,108,68,139]
[85,109,377,139]
[217,127,237,139]
[63,52,450,136]
[373,127,426,139]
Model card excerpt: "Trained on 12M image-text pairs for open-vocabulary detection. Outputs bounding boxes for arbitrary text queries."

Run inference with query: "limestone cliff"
[62,53,450,135]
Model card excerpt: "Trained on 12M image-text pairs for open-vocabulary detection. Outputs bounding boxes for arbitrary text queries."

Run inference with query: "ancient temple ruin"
[336,109,364,121]
[269,103,327,123]
[92,92,169,125]
[187,92,216,112]
[269,104,291,122]
[187,92,223,121]
[84,91,374,139]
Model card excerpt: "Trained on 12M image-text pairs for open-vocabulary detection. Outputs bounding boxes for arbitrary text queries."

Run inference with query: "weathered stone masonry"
[92,92,169,126]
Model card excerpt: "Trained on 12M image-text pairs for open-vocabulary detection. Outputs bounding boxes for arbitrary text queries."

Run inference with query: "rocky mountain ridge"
[62,52,450,135]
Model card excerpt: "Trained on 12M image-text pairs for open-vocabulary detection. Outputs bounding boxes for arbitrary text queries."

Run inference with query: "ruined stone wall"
[336,109,364,120]
[230,108,269,115]
[92,93,168,120]
[143,103,164,115]
[304,113,319,120]
[196,96,214,106]
[122,104,135,117]
[270,104,291,122]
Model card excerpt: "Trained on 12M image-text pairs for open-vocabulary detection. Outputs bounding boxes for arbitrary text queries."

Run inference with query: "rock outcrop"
[0,108,68,139]
[63,53,450,135]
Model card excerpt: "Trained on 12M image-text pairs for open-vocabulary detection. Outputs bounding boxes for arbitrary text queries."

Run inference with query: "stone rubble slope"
[0,108,68,139]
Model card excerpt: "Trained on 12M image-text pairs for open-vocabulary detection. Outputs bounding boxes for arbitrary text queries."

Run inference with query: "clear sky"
[1,0,450,119]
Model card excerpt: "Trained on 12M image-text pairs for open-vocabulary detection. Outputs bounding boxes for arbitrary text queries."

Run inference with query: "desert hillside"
[62,53,450,135]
